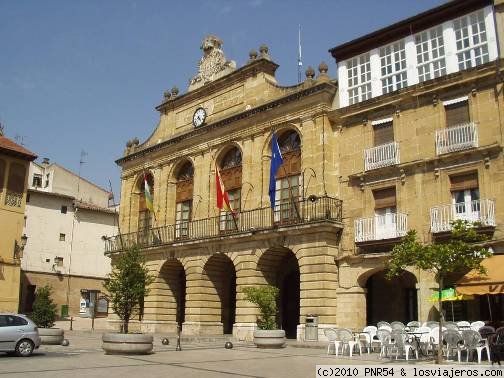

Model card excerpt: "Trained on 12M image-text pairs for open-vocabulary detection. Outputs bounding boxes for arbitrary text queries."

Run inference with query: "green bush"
[243,285,279,330]
[31,285,57,328]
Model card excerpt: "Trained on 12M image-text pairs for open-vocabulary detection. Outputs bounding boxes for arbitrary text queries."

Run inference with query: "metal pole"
[176,324,182,351]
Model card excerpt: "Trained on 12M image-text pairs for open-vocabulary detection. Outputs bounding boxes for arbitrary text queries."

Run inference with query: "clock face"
[193,107,206,127]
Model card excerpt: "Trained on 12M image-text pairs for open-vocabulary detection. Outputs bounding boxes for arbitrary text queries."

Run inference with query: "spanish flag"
[144,174,154,213]
[216,167,233,213]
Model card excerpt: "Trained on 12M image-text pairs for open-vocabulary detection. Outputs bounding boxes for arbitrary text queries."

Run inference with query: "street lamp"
[14,234,28,259]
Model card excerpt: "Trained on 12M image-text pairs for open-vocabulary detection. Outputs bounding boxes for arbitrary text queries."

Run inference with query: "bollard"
[70,317,73,331]
[176,324,182,351]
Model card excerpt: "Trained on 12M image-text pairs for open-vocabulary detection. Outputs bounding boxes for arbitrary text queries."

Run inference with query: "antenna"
[77,150,87,201]
[297,24,303,83]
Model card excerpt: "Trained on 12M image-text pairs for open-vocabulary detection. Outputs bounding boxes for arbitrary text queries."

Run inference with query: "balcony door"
[450,172,479,224]
[175,161,194,239]
[373,187,397,240]
[452,188,480,223]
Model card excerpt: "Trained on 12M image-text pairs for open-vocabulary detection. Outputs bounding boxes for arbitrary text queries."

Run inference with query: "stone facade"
[112,0,504,340]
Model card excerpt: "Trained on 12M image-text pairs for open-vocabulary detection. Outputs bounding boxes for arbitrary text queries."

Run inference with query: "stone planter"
[102,333,153,355]
[253,329,286,349]
[38,328,65,345]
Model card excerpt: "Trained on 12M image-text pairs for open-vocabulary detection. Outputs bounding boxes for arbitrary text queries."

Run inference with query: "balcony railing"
[105,196,342,253]
[430,198,495,233]
[436,122,478,155]
[354,212,408,243]
[364,142,400,171]
[4,191,23,207]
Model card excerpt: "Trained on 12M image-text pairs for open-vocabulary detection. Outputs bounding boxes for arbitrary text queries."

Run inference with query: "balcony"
[105,196,342,253]
[364,142,400,171]
[354,212,408,243]
[435,122,478,155]
[430,199,495,233]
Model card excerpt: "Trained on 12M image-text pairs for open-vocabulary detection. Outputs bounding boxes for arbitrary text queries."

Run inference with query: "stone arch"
[256,247,300,339]
[158,259,186,328]
[126,170,154,233]
[201,253,237,334]
[359,268,418,325]
[261,125,303,157]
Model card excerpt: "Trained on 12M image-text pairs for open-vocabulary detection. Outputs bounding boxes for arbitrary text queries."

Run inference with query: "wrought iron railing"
[4,191,23,207]
[436,122,478,155]
[105,196,342,253]
[354,212,408,243]
[364,141,400,171]
[430,199,495,233]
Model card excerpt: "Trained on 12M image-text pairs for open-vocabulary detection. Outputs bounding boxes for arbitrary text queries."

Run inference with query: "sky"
[0,0,446,200]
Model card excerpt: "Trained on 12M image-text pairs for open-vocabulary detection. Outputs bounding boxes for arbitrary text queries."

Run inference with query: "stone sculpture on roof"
[188,35,236,91]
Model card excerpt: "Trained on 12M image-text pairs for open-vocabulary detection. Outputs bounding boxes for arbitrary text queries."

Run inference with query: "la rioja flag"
[216,167,233,213]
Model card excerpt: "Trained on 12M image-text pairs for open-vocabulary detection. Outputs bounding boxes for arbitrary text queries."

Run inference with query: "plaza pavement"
[1,328,496,378]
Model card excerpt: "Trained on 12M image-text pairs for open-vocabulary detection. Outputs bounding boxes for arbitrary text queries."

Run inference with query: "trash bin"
[305,315,318,341]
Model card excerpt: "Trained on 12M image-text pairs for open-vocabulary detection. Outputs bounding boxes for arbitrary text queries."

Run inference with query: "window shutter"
[445,101,469,127]
[221,166,242,190]
[176,179,193,202]
[373,122,394,146]
[373,187,397,209]
[277,150,301,178]
[450,172,478,191]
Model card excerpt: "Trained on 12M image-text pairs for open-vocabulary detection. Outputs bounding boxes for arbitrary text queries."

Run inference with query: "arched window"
[218,147,242,232]
[5,163,26,207]
[274,130,301,223]
[138,173,154,236]
[175,161,194,238]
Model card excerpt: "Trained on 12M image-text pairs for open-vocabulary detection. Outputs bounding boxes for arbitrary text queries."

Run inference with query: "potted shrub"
[31,285,64,345]
[243,285,286,348]
[102,246,155,355]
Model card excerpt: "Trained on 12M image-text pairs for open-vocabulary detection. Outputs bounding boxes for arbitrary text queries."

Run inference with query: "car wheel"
[15,339,34,357]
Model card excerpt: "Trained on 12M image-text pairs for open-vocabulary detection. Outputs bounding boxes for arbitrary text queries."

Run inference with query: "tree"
[386,220,492,364]
[103,246,155,334]
[31,285,57,328]
[243,285,279,330]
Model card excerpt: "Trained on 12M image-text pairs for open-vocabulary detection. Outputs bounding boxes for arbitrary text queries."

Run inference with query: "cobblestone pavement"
[0,330,493,378]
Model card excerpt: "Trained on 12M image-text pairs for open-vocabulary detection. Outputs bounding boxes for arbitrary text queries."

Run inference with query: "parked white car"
[0,313,41,356]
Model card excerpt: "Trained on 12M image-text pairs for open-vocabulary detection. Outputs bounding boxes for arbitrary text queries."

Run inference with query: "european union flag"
[269,133,284,208]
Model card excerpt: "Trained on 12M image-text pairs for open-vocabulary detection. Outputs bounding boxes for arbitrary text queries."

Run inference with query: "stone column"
[335,287,367,330]
[297,244,339,341]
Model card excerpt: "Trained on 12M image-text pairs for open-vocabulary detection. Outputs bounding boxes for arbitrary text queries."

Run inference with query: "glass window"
[415,26,446,83]
[220,189,241,232]
[347,53,372,105]
[59,233,66,241]
[380,40,407,94]
[454,10,489,70]
[274,175,301,222]
[175,200,192,238]
[32,174,42,188]
[61,205,67,214]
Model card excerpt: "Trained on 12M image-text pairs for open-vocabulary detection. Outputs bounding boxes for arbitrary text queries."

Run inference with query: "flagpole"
[216,166,239,232]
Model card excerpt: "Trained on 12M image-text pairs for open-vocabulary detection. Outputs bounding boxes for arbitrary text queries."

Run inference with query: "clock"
[192,107,207,127]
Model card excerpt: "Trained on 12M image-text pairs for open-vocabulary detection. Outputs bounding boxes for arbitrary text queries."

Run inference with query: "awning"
[428,288,474,302]
[456,255,504,295]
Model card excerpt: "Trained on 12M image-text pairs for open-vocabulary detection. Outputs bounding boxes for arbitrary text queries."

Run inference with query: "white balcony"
[435,122,478,155]
[364,142,400,171]
[430,199,495,233]
[354,212,408,243]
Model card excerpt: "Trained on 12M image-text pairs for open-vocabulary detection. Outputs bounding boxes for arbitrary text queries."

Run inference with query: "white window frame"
[379,40,407,94]
[453,9,490,70]
[346,53,372,105]
[415,25,447,83]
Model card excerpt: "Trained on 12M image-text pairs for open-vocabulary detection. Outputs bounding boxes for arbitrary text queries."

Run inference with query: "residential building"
[108,0,504,340]
[0,130,37,312]
[20,159,118,317]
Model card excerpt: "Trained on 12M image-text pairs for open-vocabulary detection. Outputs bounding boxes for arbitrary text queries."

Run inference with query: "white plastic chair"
[457,321,470,329]
[377,321,391,329]
[458,330,488,363]
[323,328,340,355]
[430,326,447,353]
[443,330,462,360]
[376,328,394,358]
[413,326,432,355]
[471,321,485,332]
[391,330,418,360]
[338,328,362,357]
[407,321,420,331]
[378,325,392,332]
[391,321,406,331]
[360,326,377,354]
